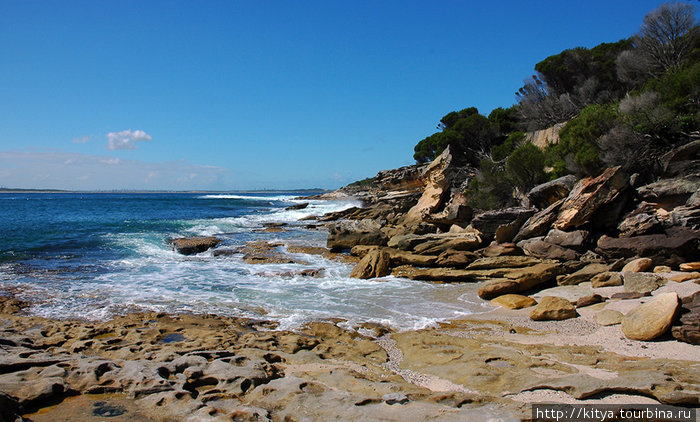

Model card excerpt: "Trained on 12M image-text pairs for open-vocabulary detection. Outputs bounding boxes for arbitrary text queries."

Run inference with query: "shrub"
[506,143,548,191]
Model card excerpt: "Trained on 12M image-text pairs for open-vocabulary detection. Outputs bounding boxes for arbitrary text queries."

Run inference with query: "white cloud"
[106,129,152,150]
[72,135,91,144]
[0,149,229,191]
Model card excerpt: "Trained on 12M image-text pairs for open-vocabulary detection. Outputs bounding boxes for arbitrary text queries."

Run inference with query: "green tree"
[506,143,547,191]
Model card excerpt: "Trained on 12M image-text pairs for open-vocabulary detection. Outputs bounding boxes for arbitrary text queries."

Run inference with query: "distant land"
[0,188,331,194]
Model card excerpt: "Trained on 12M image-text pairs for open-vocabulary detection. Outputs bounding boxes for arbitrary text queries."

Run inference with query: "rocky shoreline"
[1,141,699,420]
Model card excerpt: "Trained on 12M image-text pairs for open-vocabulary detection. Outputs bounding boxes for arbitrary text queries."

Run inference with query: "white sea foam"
[198,194,299,201]
[2,196,488,331]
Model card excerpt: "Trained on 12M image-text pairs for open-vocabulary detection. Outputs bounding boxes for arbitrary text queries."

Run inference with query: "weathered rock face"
[374,164,428,192]
[526,175,578,209]
[517,237,580,261]
[171,237,221,255]
[327,219,388,251]
[529,296,577,321]
[350,249,391,279]
[623,272,667,294]
[554,166,629,231]
[617,203,663,237]
[402,147,456,225]
[622,292,680,341]
[471,207,535,243]
[672,291,700,344]
[637,175,700,209]
[596,227,699,262]
[435,249,479,268]
[525,122,566,149]
[477,262,563,299]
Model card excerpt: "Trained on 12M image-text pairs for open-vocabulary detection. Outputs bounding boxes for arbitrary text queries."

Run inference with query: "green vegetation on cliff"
[413,1,698,209]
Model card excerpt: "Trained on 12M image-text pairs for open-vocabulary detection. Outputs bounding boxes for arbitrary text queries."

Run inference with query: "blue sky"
[0,0,682,190]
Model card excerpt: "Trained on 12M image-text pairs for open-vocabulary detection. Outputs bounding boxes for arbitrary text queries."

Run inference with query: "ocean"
[0,192,488,331]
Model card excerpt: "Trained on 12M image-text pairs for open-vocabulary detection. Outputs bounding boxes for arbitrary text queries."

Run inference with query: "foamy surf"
[0,192,488,332]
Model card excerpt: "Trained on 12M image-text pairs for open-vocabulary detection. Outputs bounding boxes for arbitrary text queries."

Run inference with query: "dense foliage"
[410,2,698,210]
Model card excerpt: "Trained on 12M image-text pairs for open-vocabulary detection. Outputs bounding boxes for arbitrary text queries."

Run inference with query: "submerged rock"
[171,237,221,255]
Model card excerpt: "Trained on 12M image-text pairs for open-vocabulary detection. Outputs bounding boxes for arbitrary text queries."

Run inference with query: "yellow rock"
[490,294,536,310]
[668,272,700,283]
[680,262,700,272]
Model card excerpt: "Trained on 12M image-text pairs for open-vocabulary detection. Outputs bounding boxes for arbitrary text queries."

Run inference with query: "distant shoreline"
[0,188,331,194]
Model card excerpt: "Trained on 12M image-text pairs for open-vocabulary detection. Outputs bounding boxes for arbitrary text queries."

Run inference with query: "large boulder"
[350,249,391,279]
[554,166,629,231]
[622,292,680,341]
[477,262,564,299]
[491,294,536,309]
[435,249,479,267]
[596,227,699,262]
[413,234,482,255]
[529,296,577,321]
[672,292,700,345]
[171,237,221,255]
[526,175,578,209]
[471,207,535,243]
[637,175,700,209]
[617,203,663,237]
[327,219,388,251]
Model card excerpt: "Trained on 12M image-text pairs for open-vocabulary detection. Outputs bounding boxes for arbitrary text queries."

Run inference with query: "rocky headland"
[2,139,699,421]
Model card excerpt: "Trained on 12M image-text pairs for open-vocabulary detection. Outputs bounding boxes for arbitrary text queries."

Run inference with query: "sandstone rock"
[525,122,566,148]
[350,250,391,279]
[480,242,521,257]
[435,249,478,267]
[490,294,536,309]
[327,219,388,251]
[669,272,700,282]
[411,233,482,255]
[471,207,535,242]
[557,263,609,286]
[478,279,519,300]
[576,294,605,308]
[654,266,672,273]
[466,256,542,270]
[517,237,580,261]
[596,310,624,326]
[535,285,595,303]
[637,175,700,209]
[554,166,629,231]
[680,262,700,271]
[350,245,379,258]
[513,199,563,242]
[591,272,623,287]
[672,291,700,344]
[285,202,309,210]
[423,201,473,227]
[526,175,578,209]
[171,237,221,255]
[385,248,438,267]
[543,228,588,250]
[623,272,667,294]
[402,147,456,224]
[239,241,308,265]
[622,292,680,341]
[596,227,699,262]
[530,296,577,321]
[621,258,653,273]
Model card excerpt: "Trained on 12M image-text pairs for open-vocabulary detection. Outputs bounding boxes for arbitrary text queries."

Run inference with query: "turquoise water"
[0,192,487,330]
